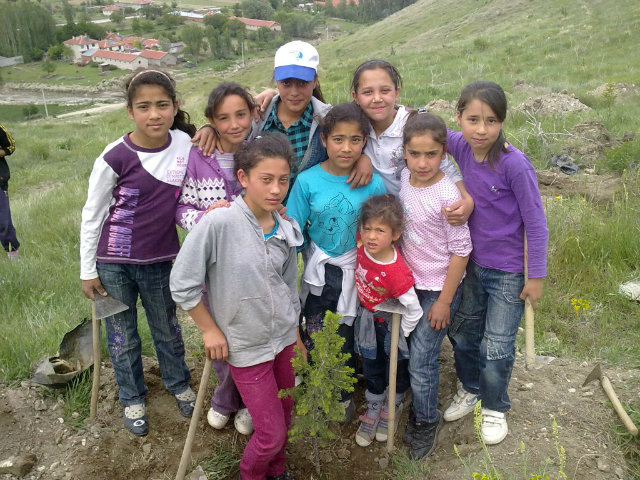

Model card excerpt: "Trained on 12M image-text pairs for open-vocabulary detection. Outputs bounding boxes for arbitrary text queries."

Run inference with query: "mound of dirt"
[557,120,619,168]
[517,93,592,116]
[590,83,640,100]
[537,169,622,204]
[512,79,535,90]
[425,99,457,112]
[1,335,638,480]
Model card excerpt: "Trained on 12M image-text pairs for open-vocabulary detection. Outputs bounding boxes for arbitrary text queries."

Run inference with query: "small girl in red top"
[353,194,423,447]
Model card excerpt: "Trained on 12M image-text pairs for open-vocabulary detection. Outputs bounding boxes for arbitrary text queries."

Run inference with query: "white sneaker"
[443,387,479,422]
[207,407,230,429]
[481,408,508,445]
[234,407,254,435]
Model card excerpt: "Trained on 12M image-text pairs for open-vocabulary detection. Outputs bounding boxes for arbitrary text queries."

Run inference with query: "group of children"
[80,40,548,480]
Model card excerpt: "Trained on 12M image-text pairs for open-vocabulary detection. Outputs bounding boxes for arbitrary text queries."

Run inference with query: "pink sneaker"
[7,250,18,261]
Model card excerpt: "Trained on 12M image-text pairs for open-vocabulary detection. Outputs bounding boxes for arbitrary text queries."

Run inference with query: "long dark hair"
[234,132,296,175]
[125,69,196,137]
[456,81,509,169]
[204,81,255,119]
[351,59,403,94]
[319,103,370,141]
[403,110,447,147]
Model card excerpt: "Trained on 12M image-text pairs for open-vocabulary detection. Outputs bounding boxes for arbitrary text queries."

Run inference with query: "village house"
[102,5,122,15]
[139,49,177,67]
[227,16,281,31]
[90,50,148,71]
[64,35,100,61]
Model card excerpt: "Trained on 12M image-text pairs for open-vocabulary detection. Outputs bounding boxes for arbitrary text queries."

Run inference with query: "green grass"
[1,60,129,87]
[0,104,90,122]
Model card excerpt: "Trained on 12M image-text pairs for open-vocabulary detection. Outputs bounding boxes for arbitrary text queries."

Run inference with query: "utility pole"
[41,87,49,117]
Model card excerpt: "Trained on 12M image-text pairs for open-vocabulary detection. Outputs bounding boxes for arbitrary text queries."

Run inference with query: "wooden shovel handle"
[601,375,638,436]
[176,357,213,480]
[89,303,101,421]
[386,312,401,453]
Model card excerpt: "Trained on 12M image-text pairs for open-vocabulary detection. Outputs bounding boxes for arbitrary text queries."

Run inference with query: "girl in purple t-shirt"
[80,70,197,436]
[443,81,549,446]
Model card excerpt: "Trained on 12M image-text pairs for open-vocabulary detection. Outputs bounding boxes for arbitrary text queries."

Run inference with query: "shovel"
[176,357,213,480]
[583,364,638,436]
[89,294,129,421]
[374,298,409,453]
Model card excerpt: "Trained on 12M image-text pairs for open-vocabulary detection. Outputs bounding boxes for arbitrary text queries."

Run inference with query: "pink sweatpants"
[229,343,296,480]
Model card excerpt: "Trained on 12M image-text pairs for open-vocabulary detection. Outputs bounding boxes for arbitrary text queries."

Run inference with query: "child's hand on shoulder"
[520,278,543,309]
[192,125,222,156]
[428,299,451,331]
[205,199,231,213]
[202,326,229,361]
[276,204,289,220]
[442,194,474,226]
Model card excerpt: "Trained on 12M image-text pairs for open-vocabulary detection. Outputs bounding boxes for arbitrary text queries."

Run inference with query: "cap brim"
[274,65,316,82]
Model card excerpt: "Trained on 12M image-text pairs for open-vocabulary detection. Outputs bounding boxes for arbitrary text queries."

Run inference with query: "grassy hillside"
[2,0,639,384]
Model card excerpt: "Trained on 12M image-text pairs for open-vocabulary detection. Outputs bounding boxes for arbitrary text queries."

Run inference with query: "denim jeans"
[229,343,296,480]
[448,261,525,413]
[409,287,462,424]
[303,263,356,402]
[362,319,410,396]
[97,261,191,406]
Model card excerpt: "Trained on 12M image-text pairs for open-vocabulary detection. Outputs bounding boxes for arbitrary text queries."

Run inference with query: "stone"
[336,448,350,459]
[184,465,207,480]
[50,461,60,470]
[378,457,389,469]
[34,400,47,411]
[0,454,38,476]
[615,466,625,478]
[596,457,609,472]
[142,443,151,455]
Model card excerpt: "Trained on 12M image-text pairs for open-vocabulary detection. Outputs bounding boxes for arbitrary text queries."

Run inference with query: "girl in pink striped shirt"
[398,111,472,460]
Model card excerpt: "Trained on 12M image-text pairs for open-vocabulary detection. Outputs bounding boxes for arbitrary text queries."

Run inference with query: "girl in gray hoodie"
[171,133,305,480]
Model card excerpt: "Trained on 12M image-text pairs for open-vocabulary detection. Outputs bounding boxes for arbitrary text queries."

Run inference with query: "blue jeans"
[409,287,462,424]
[362,319,410,396]
[448,261,525,413]
[97,261,191,406]
[302,264,356,402]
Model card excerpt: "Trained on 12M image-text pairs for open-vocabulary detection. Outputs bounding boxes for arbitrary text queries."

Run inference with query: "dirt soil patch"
[537,169,622,204]
[590,84,640,104]
[517,93,592,116]
[1,337,638,480]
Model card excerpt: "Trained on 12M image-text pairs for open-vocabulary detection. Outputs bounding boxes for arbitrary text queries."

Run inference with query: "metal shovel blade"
[374,298,409,315]
[94,294,129,320]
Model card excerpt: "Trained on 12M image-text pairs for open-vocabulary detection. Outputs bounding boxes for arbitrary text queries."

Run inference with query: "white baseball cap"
[274,41,319,82]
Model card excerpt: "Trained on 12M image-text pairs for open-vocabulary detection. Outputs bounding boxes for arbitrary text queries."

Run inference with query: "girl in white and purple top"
[176,82,254,436]
[80,70,198,436]
[443,81,549,446]
[398,112,472,461]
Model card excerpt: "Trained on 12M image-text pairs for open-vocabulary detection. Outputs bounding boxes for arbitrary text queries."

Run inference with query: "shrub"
[23,104,39,117]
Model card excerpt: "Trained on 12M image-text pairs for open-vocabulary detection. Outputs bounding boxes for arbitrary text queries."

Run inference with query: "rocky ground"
[1,335,638,480]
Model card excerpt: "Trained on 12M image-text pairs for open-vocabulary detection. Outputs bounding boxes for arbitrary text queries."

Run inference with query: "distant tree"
[0,0,57,58]
[79,9,92,23]
[275,11,323,38]
[268,0,279,10]
[110,9,125,28]
[220,6,230,15]
[140,19,155,32]
[23,104,39,117]
[62,0,75,24]
[30,48,45,61]
[132,39,144,49]
[324,1,335,17]
[241,0,275,20]
[47,44,65,60]
[181,24,204,63]
[159,13,183,28]
[204,25,219,57]
[233,2,242,16]
[225,18,246,37]
[203,13,227,29]
[131,17,142,35]
[42,60,56,74]
[157,34,171,52]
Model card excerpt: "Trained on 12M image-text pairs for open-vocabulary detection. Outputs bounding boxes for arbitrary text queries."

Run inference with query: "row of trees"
[0,0,56,59]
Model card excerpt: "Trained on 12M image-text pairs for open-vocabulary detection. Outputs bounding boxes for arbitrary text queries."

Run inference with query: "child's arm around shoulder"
[176,147,207,231]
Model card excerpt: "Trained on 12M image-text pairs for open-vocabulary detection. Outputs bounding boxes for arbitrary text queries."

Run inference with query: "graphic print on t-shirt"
[313,192,357,250]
